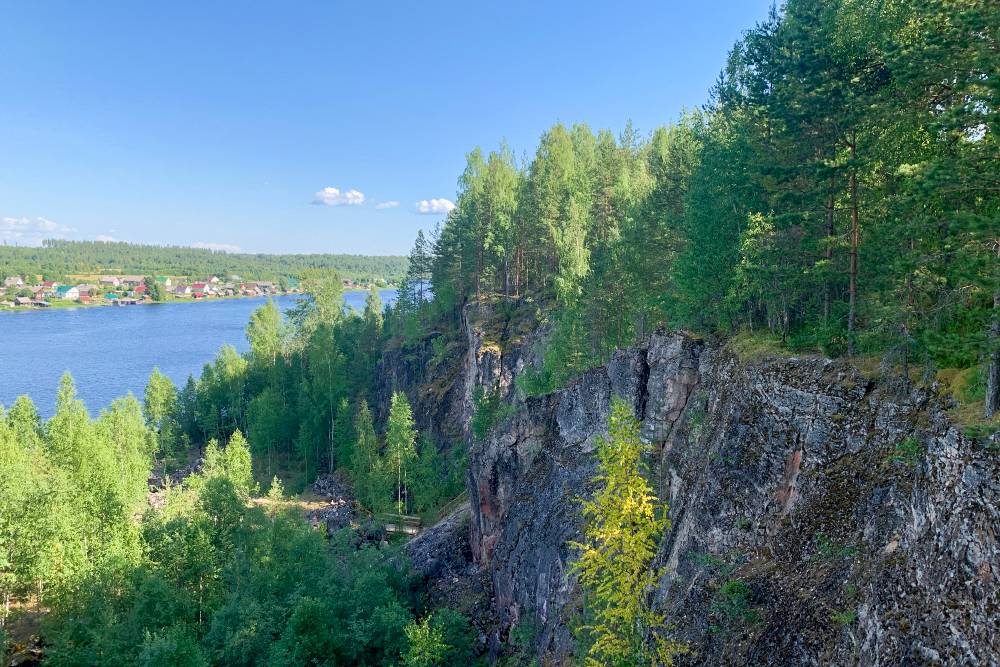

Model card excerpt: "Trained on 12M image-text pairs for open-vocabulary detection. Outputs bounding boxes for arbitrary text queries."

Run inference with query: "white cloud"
[415,198,455,215]
[1,216,74,245]
[312,186,365,206]
[191,242,241,253]
[375,200,400,210]
[95,235,121,243]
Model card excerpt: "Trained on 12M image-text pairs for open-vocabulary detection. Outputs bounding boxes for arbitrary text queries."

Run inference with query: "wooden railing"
[365,489,471,537]
[432,490,470,524]
[376,512,422,536]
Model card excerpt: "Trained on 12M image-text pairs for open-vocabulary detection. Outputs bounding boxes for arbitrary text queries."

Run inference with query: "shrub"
[888,437,923,466]
[712,579,762,626]
[471,386,515,441]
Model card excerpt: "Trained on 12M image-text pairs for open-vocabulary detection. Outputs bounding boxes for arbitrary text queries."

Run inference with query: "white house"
[55,286,80,301]
[100,276,122,287]
[3,276,24,288]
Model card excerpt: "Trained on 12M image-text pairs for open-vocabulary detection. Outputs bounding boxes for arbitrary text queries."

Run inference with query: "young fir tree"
[223,430,256,499]
[331,397,354,472]
[409,433,443,515]
[351,400,391,512]
[385,392,418,514]
[571,398,686,666]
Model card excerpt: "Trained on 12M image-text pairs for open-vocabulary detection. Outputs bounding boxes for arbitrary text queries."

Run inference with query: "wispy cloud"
[312,186,365,206]
[375,200,400,210]
[95,234,121,243]
[192,242,241,253]
[1,216,74,245]
[415,198,455,215]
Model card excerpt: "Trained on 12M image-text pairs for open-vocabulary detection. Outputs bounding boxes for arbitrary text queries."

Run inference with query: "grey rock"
[463,331,1000,665]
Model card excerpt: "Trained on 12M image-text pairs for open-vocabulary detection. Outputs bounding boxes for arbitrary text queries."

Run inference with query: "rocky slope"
[398,314,999,665]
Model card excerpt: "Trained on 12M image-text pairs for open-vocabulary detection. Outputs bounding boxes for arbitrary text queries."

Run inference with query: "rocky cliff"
[397,316,999,665]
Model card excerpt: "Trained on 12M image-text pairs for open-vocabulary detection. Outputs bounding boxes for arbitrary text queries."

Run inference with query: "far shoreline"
[0,287,389,314]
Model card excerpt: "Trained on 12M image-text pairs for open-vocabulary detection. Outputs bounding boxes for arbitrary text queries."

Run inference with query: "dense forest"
[0,240,408,284]
[400,0,997,420]
[1,0,997,664]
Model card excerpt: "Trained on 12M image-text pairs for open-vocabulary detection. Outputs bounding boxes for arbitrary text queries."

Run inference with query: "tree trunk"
[397,462,403,514]
[986,289,1000,419]
[900,324,910,385]
[824,189,835,321]
[848,134,860,356]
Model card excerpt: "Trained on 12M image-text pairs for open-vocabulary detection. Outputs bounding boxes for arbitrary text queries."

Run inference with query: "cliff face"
[463,332,1000,665]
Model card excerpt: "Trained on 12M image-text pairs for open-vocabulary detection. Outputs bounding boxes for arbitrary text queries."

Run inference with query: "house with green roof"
[55,285,80,301]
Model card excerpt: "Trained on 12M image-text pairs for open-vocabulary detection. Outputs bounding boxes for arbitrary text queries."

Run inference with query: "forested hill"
[0,240,408,283]
[401,0,998,420]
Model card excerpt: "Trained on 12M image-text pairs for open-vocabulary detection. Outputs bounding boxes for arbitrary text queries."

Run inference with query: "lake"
[0,289,396,417]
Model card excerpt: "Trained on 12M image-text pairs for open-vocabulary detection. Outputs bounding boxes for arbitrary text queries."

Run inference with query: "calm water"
[0,290,396,417]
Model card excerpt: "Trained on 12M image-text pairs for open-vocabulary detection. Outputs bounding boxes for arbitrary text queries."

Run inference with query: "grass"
[726,332,814,362]
[831,609,857,627]
[727,333,786,362]
[887,437,924,466]
[812,531,859,560]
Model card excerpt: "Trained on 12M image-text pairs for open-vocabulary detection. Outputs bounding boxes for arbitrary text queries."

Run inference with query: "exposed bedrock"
[461,331,999,665]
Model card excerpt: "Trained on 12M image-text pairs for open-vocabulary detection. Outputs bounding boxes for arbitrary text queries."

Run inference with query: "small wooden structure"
[376,512,422,536]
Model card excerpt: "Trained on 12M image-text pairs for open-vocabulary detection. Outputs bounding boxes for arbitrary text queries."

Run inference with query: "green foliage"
[144,367,179,460]
[570,398,686,666]
[887,437,924,466]
[386,392,418,513]
[471,385,515,442]
[831,609,858,627]
[812,532,859,560]
[688,551,737,577]
[351,401,393,513]
[139,625,208,667]
[6,399,478,666]
[712,579,762,627]
[498,614,541,667]
[143,276,166,302]
[409,0,998,416]
[404,616,447,667]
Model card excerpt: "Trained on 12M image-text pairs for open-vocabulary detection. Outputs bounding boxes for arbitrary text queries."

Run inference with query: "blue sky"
[0,1,774,255]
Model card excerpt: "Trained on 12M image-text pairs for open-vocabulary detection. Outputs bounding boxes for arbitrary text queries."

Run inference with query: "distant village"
[0,274,330,309]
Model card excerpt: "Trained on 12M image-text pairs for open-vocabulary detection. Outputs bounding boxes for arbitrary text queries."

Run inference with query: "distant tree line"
[0,239,408,284]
